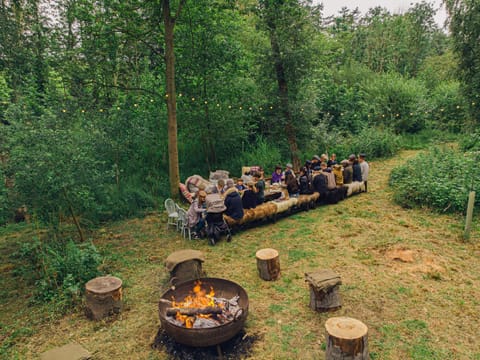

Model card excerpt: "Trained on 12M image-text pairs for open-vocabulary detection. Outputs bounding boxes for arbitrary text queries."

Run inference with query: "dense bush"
[13,238,102,310]
[427,81,468,132]
[389,147,480,213]
[311,125,401,161]
[459,131,480,152]
[363,72,429,133]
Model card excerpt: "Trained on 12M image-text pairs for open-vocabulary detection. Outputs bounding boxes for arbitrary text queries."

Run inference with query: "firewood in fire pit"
[166,306,223,316]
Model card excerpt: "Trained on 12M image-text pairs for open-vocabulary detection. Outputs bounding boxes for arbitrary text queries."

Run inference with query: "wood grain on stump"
[256,248,280,281]
[325,317,369,360]
[309,285,342,312]
[85,276,122,321]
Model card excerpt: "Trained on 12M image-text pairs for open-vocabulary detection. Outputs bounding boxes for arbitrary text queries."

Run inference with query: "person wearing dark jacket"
[224,180,244,220]
[285,171,299,197]
[242,182,257,209]
[350,154,362,182]
[298,169,312,195]
[342,160,353,184]
[312,171,328,195]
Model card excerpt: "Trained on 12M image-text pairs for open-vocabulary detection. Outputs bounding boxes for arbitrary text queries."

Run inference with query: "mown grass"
[0,150,479,359]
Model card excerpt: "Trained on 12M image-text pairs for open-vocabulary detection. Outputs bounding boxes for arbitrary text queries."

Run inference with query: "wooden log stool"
[165,249,205,285]
[305,269,342,312]
[85,276,123,320]
[256,248,280,281]
[325,316,369,360]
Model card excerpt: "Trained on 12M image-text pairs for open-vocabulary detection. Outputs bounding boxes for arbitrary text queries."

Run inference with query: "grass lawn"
[1,150,479,359]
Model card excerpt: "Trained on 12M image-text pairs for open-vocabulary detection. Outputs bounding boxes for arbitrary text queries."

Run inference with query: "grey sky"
[318,0,447,28]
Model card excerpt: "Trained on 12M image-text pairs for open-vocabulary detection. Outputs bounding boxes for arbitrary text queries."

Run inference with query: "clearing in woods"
[0,150,479,359]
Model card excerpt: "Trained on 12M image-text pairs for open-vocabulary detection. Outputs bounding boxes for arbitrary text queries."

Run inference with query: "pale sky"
[319,0,448,28]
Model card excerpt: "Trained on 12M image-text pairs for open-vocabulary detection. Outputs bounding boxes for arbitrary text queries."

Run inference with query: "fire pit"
[158,278,249,347]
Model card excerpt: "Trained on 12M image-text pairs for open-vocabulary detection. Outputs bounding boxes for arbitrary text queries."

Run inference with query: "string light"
[54,95,472,118]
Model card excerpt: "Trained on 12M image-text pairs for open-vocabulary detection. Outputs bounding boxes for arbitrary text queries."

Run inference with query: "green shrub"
[230,137,282,177]
[389,147,480,213]
[364,72,429,133]
[427,81,468,132]
[321,126,401,161]
[13,238,102,311]
[459,131,480,152]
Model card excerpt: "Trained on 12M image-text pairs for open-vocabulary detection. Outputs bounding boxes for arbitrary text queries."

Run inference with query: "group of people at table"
[187,153,369,239]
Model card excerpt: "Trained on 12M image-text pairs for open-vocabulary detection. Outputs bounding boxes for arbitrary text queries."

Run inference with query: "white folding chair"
[164,198,179,230]
[177,208,192,240]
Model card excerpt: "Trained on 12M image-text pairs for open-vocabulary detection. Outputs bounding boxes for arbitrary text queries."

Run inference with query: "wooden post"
[325,317,369,360]
[464,191,475,241]
[256,248,280,281]
[85,276,123,320]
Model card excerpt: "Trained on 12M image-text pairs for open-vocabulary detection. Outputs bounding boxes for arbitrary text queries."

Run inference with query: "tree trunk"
[85,276,123,320]
[325,317,369,360]
[266,10,301,171]
[256,248,280,281]
[163,0,186,199]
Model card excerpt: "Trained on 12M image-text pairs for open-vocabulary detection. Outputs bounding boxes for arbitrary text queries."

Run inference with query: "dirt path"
[1,150,479,359]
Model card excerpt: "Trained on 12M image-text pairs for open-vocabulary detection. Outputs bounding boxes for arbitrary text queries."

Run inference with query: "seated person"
[211,179,225,195]
[242,181,257,209]
[349,154,363,182]
[285,171,299,197]
[253,171,265,204]
[271,165,283,184]
[224,179,244,220]
[311,155,321,171]
[342,160,353,184]
[283,163,296,179]
[327,153,338,167]
[187,190,207,238]
[298,168,313,195]
[236,178,246,191]
[312,170,328,197]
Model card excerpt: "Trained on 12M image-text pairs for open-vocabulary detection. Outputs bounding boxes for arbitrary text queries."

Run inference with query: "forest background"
[1,0,479,227]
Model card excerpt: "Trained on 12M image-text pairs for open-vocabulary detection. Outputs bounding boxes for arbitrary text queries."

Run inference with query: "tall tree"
[162,0,185,198]
[444,0,480,124]
[257,0,319,170]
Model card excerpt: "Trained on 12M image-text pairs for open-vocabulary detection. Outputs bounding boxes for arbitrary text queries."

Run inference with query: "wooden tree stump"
[325,317,369,360]
[256,248,280,281]
[305,269,342,312]
[85,276,123,320]
[165,249,205,285]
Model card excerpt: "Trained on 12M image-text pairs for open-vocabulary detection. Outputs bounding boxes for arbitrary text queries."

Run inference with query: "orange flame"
[171,280,220,328]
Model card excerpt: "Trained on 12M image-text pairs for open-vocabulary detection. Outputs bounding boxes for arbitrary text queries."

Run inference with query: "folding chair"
[164,198,179,230]
[177,207,192,240]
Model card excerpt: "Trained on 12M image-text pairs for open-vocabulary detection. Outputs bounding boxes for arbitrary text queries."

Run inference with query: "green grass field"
[1,150,479,359]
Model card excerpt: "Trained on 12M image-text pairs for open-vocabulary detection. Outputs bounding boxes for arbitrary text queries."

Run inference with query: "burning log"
[325,317,369,360]
[256,248,280,281]
[166,306,223,316]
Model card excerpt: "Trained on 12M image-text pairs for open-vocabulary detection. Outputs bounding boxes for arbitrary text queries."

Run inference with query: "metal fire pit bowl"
[158,277,249,347]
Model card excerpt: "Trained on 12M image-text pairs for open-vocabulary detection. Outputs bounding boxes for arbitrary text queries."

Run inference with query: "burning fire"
[171,281,222,328]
